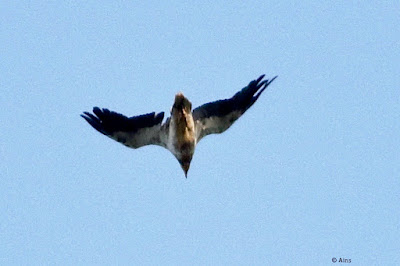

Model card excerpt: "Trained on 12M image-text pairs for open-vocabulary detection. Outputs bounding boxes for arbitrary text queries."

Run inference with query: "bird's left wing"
[193,74,277,143]
[81,107,167,149]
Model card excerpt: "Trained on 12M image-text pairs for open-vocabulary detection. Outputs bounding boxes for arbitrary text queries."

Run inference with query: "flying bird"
[81,74,277,177]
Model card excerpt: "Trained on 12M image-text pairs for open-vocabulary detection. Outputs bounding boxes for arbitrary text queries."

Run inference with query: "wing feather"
[81,107,167,149]
[193,75,277,142]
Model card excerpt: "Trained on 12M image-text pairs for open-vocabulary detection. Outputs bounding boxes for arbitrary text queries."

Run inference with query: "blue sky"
[1,1,399,265]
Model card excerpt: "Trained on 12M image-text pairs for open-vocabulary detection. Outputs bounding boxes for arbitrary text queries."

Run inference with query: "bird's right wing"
[192,75,277,143]
[81,107,168,149]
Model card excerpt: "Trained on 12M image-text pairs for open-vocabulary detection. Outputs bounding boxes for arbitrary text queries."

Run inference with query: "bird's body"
[81,74,277,177]
[168,93,196,175]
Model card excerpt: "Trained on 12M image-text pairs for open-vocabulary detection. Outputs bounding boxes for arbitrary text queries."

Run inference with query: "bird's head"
[179,156,192,178]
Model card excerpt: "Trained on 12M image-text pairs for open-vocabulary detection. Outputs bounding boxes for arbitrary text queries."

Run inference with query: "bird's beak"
[182,163,190,178]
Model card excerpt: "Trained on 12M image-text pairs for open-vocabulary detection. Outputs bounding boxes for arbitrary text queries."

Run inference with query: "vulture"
[81,74,277,177]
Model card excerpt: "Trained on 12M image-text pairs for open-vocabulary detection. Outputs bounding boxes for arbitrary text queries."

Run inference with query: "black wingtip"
[80,112,92,123]
[260,75,278,90]
[249,74,278,106]
[268,75,278,84]
[81,110,107,135]
[256,74,266,83]
[81,107,165,138]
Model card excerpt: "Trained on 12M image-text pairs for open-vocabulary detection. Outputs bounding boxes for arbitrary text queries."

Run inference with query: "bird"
[81,74,277,178]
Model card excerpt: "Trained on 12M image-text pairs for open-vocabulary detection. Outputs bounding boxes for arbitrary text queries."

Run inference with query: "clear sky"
[1,1,399,265]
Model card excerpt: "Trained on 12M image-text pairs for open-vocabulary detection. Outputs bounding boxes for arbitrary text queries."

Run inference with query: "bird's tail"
[173,93,192,112]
